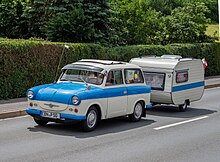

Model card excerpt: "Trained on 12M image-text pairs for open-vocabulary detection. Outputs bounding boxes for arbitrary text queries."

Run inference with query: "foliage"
[147,0,183,15]
[110,1,213,45]
[183,0,218,23]
[110,1,165,45]
[22,0,74,38]
[45,8,95,43]
[21,0,113,44]
[0,0,28,38]
[82,0,114,44]
[163,2,211,44]
[1,39,220,99]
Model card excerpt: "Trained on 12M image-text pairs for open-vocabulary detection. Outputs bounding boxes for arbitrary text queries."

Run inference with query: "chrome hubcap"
[87,110,97,128]
[134,103,142,119]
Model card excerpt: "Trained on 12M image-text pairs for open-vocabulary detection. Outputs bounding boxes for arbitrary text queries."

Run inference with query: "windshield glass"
[60,69,104,85]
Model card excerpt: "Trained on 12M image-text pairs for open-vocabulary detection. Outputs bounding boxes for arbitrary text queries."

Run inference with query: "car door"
[105,69,128,118]
[124,68,145,114]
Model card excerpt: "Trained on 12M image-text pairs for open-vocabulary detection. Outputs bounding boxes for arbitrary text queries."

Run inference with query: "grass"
[206,24,219,38]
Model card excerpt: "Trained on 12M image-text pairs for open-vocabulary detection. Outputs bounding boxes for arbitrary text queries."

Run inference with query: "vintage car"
[26,59,151,131]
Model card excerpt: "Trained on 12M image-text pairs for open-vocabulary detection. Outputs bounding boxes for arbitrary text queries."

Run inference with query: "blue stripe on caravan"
[172,81,205,92]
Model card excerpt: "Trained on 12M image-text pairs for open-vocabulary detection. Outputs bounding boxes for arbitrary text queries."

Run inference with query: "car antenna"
[54,44,69,83]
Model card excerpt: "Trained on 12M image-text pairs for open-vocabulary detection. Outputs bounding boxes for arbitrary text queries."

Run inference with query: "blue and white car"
[26,59,151,131]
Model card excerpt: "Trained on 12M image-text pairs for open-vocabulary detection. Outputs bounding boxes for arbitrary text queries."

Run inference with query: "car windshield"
[60,69,104,85]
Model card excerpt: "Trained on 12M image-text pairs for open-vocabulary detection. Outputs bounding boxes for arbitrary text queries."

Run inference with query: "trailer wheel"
[179,103,187,112]
[129,102,143,122]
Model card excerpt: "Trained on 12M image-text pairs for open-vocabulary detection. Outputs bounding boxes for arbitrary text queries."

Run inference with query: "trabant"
[26,59,151,131]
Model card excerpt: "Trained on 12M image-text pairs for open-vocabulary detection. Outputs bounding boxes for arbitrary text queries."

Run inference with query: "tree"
[164,2,211,43]
[82,0,113,44]
[0,0,28,38]
[22,0,75,38]
[45,8,95,42]
[110,0,165,45]
[23,0,113,44]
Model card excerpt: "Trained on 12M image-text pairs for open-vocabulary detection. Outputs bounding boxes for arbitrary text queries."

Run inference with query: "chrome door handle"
[123,90,127,94]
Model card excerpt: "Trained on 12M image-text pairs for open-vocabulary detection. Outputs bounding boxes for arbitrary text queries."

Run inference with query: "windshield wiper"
[77,76,91,90]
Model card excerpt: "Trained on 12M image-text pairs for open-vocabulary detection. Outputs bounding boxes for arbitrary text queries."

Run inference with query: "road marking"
[0,115,28,121]
[154,116,209,130]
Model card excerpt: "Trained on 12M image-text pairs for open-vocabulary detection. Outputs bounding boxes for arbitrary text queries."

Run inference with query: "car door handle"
[123,90,127,94]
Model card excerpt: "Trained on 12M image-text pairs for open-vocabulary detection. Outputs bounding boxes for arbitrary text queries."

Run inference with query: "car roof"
[63,59,141,71]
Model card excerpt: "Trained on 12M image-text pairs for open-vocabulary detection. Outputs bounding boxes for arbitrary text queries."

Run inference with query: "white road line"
[154,116,209,130]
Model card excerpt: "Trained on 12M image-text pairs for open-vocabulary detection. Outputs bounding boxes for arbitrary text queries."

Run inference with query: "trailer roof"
[130,56,194,69]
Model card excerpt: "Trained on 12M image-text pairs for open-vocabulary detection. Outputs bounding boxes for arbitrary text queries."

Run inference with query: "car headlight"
[72,96,80,105]
[28,91,34,99]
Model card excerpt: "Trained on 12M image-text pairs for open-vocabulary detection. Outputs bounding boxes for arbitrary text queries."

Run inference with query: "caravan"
[130,55,205,111]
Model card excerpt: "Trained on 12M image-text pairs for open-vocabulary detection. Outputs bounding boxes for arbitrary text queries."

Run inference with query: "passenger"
[106,71,114,86]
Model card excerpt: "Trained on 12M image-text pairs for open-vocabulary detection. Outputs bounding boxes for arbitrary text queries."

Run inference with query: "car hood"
[31,82,95,105]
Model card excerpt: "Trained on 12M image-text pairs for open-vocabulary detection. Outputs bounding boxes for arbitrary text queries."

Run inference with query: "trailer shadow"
[27,117,155,138]
[146,105,217,118]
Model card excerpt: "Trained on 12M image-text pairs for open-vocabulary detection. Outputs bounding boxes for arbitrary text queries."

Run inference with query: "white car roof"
[63,59,141,71]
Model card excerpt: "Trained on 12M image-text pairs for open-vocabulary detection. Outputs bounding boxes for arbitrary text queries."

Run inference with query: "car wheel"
[179,103,188,112]
[34,117,48,126]
[129,102,143,122]
[81,106,98,132]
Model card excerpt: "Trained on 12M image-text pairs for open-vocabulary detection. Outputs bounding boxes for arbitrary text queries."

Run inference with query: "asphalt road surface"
[0,87,220,162]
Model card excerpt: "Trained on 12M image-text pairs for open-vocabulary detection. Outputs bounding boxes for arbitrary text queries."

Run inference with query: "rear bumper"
[26,108,86,121]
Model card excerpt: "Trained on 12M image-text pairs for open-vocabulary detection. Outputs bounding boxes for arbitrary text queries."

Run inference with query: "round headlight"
[28,91,34,99]
[72,96,80,105]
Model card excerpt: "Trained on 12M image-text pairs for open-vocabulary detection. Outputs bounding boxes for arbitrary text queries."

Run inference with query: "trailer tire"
[179,103,187,112]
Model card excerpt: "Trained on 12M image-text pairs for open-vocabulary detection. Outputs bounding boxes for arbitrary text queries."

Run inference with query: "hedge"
[0,39,220,100]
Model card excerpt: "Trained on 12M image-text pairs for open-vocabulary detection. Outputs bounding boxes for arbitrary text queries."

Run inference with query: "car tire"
[34,117,48,126]
[81,106,98,132]
[179,103,188,112]
[129,102,143,122]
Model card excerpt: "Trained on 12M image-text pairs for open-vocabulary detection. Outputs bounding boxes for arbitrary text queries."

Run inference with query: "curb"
[205,84,220,89]
[0,110,26,120]
[0,83,220,120]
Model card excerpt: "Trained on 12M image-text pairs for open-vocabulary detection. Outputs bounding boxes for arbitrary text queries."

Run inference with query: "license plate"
[42,111,60,119]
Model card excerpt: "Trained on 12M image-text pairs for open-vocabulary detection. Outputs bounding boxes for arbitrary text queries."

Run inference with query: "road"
[0,87,220,162]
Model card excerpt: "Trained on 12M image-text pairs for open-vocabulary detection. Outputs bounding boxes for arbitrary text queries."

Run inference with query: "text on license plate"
[42,111,60,119]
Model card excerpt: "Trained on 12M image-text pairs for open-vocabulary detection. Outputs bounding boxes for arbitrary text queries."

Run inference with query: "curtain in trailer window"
[144,72,165,90]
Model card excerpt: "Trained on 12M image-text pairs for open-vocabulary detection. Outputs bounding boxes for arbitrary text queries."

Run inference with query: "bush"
[0,39,220,100]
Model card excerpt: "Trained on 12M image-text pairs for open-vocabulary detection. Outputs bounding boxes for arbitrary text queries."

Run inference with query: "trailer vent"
[161,55,182,59]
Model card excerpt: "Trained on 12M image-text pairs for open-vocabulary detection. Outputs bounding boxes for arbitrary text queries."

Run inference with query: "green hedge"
[0,39,220,100]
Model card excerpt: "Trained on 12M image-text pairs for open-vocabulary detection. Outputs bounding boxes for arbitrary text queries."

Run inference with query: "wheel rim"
[134,103,142,119]
[87,110,97,128]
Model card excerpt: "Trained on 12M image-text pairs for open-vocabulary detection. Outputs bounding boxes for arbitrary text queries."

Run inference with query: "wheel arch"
[88,104,102,121]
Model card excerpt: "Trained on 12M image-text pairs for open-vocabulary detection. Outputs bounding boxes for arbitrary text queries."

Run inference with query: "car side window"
[124,69,144,84]
[106,70,123,86]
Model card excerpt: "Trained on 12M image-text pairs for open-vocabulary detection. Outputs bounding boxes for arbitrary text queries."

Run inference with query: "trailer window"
[176,71,188,83]
[143,72,165,90]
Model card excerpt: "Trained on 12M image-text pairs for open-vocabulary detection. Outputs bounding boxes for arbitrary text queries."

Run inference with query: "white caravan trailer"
[130,55,205,111]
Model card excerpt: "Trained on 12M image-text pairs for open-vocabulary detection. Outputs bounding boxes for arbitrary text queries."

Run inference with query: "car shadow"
[27,117,155,138]
[146,105,217,118]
